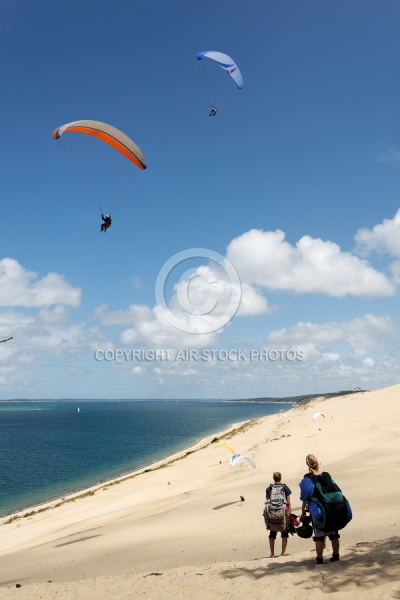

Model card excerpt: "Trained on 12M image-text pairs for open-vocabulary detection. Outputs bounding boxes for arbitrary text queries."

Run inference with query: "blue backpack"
[307,472,352,532]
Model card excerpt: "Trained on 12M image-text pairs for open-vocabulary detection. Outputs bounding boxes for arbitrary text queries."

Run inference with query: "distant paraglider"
[215,443,235,454]
[230,453,256,469]
[312,412,325,421]
[52,120,147,170]
[0,337,12,344]
[215,443,256,468]
[197,51,244,115]
[197,51,244,89]
[52,120,147,231]
[100,213,112,233]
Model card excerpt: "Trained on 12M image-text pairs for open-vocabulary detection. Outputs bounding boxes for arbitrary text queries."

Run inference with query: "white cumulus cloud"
[95,303,217,348]
[268,314,400,356]
[355,209,400,258]
[226,228,395,297]
[0,258,81,307]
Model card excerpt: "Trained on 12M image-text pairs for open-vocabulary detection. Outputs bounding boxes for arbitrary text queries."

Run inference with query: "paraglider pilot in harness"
[209,106,217,117]
[101,213,112,233]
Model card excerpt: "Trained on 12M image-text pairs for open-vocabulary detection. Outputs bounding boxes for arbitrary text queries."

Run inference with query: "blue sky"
[1,0,399,399]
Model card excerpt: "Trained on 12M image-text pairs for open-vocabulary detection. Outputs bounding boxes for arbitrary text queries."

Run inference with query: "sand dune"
[1,384,399,599]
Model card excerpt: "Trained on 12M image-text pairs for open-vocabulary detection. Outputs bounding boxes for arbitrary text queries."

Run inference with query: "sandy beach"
[0,384,399,599]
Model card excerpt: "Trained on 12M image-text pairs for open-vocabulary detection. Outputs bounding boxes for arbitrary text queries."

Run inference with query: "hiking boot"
[330,553,340,562]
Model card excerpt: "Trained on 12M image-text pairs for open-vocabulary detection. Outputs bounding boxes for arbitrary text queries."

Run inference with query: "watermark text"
[94,348,304,362]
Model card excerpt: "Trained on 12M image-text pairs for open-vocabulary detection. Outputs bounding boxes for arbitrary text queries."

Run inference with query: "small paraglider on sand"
[312,412,325,421]
[215,444,256,468]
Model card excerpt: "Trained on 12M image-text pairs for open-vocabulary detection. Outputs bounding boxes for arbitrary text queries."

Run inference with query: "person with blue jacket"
[300,454,341,565]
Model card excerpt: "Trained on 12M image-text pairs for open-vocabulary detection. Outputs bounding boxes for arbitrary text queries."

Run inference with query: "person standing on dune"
[300,454,351,564]
[264,471,292,557]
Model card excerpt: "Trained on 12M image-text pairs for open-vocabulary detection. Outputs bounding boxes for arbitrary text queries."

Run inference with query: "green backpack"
[309,473,351,531]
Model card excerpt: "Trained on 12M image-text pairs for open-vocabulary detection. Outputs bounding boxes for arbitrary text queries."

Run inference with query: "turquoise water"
[0,400,292,516]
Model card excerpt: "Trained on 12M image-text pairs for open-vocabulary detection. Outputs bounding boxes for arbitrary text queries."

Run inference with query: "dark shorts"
[269,529,289,539]
[313,530,340,541]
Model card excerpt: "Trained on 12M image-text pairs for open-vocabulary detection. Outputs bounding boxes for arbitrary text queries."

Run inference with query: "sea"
[0,399,293,517]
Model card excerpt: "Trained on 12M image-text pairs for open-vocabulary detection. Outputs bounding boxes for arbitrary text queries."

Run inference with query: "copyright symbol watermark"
[155,248,242,334]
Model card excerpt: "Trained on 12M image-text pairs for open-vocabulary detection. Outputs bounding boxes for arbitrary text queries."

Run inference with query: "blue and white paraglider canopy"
[196,51,244,89]
[229,454,256,468]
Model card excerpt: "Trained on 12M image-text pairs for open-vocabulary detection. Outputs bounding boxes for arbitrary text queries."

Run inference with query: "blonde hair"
[306,454,319,473]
